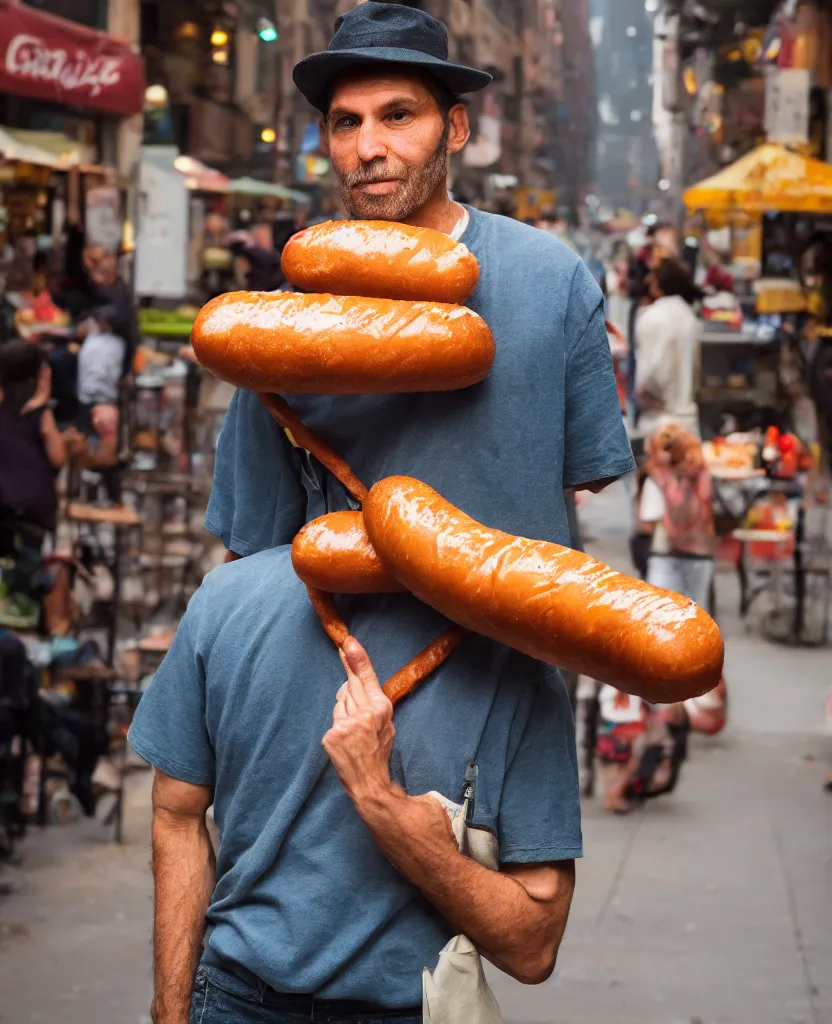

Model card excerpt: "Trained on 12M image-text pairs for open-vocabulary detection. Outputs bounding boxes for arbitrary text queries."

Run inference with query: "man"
[633,258,701,438]
[306,189,342,227]
[59,170,137,375]
[626,221,677,409]
[144,3,631,1018]
[207,3,633,560]
[228,221,285,292]
[130,548,580,1023]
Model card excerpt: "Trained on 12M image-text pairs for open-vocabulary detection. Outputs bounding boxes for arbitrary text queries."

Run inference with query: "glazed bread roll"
[292,512,404,594]
[362,476,724,703]
[191,291,495,394]
[281,220,479,303]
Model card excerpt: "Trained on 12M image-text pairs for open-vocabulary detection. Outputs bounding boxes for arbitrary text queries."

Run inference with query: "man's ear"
[447,104,470,155]
[319,116,330,157]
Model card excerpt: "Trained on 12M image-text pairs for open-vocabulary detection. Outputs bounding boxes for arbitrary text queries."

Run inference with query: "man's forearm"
[151,812,216,1023]
[353,783,572,983]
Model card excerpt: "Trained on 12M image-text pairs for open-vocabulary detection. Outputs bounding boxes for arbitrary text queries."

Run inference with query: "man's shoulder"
[194,547,301,618]
[468,208,582,270]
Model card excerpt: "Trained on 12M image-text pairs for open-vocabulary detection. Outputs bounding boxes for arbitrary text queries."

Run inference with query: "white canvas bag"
[421,789,504,1024]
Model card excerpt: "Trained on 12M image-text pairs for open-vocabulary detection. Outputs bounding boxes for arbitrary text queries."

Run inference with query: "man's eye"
[334,117,357,131]
[390,110,411,123]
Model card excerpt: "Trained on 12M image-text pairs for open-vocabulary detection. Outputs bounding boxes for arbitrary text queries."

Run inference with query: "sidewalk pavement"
[1,483,830,1024]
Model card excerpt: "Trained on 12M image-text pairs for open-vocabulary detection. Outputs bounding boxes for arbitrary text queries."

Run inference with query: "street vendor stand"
[685,144,832,463]
[704,439,830,647]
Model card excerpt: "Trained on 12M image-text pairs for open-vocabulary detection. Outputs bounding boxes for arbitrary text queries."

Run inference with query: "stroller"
[624,713,690,802]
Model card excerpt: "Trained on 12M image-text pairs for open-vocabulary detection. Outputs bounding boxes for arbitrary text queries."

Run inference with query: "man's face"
[654,227,677,258]
[322,69,469,221]
[83,244,106,273]
[252,223,272,249]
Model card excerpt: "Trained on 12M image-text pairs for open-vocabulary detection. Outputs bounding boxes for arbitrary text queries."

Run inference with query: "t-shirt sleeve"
[562,263,635,489]
[497,676,583,864]
[204,388,307,556]
[639,476,666,522]
[127,597,215,787]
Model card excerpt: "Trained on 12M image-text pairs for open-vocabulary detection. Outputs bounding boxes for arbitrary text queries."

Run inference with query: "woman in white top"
[635,258,701,438]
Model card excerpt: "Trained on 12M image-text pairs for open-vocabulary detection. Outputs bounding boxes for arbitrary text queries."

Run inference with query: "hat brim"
[293,47,493,112]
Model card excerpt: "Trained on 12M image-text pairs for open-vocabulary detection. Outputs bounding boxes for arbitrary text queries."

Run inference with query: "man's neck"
[402,189,464,235]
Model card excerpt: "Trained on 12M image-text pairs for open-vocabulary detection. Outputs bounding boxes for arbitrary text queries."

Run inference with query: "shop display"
[138,306,200,340]
[703,436,758,473]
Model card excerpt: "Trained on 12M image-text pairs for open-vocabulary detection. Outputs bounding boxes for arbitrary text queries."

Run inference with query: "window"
[141,1,161,48]
[514,56,524,97]
[23,0,105,29]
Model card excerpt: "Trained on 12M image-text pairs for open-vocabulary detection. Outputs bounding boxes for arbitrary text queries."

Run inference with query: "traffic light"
[257,17,278,43]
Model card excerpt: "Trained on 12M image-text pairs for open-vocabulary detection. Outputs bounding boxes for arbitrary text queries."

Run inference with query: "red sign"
[0,0,145,116]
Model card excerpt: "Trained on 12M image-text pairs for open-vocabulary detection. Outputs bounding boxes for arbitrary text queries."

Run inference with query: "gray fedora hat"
[293,2,493,112]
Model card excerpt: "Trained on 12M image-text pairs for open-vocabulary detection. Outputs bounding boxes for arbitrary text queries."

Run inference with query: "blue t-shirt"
[128,548,582,1007]
[204,206,634,555]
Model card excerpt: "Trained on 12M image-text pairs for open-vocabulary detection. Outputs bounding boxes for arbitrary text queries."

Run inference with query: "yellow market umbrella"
[684,143,832,214]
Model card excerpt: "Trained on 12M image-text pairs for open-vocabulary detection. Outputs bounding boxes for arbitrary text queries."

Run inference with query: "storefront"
[0,0,145,271]
[0,0,144,118]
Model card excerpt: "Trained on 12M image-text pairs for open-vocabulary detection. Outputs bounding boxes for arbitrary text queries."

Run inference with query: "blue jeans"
[646,554,714,610]
[190,966,422,1024]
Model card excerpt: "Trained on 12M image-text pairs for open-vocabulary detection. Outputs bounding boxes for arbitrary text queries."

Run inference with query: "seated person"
[228,221,285,292]
[0,342,67,624]
[0,341,66,529]
[65,312,125,472]
[13,252,70,336]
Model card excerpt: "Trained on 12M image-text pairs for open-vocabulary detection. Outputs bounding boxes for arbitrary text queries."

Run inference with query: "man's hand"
[322,638,396,804]
[91,403,119,439]
[321,638,575,985]
[21,364,52,415]
[76,317,94,341]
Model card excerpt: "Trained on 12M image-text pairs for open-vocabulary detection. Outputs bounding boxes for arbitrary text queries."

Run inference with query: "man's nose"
[355,121,387,164]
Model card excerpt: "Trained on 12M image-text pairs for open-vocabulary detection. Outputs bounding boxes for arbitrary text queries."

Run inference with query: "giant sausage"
[281,220,479,303]
[191,292,495,394]
[363,477,724,703]
[292,512,404,594]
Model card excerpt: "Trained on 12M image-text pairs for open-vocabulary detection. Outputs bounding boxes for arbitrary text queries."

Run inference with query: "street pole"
[652,4,685,227]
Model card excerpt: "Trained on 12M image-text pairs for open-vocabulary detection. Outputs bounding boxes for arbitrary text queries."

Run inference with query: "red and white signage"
[0,0,145,116]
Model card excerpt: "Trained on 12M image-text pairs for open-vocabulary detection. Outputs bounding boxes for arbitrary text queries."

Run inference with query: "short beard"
[336,122,450,222]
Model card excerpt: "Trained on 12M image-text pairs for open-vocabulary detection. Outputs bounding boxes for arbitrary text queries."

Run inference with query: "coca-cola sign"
[0,0,145,116]
[6,34,125,99]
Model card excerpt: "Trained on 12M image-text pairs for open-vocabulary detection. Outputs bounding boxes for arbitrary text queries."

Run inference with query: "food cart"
[685,145,832,645]
[684,143,832,439]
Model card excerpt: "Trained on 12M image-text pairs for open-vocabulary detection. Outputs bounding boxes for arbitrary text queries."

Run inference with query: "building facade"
[136,0,281,175]
[589,0,659,211]
[18,0,594,205]
[275,0,587,209]
[0,0,144,175]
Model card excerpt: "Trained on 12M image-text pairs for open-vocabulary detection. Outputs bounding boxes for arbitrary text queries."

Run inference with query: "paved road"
[1,483,830,1024]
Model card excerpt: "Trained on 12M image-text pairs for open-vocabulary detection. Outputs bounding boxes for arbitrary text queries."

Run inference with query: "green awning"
[227,176,310,203]
[0,127,93,168]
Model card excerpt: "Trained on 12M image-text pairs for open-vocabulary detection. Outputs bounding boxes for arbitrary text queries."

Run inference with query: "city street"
[3,1,832,1023]
[1,483,830,1024]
